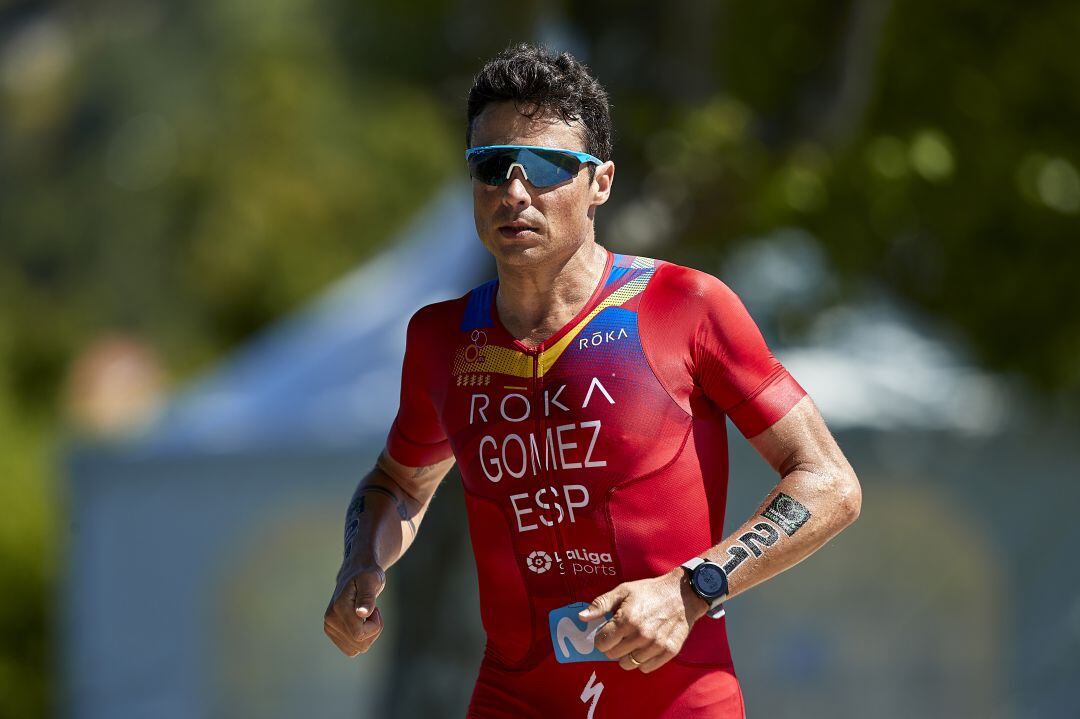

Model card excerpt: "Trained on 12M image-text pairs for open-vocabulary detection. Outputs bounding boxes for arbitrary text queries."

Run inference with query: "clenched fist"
[323,565,386,657]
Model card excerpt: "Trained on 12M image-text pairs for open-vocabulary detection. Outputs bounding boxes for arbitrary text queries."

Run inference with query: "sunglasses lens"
[468,148,584,187]
[468,150,514,185]
[520,149,580,187]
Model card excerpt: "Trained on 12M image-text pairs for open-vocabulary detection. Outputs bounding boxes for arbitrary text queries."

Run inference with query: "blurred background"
[2,0,1079,717]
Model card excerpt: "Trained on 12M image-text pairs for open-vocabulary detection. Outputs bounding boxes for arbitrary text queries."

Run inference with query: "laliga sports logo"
[526,550,553,574]
[525,548,617,576]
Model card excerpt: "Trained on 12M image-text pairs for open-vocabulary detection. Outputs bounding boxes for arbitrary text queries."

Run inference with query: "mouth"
[498,222,540,239]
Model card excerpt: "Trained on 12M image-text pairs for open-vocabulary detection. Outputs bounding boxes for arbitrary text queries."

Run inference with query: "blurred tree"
[0,395,51,718]
[2,0,460,397]
[567,0,1080,404]
[1,0,460,713]
[323,0,1080,402]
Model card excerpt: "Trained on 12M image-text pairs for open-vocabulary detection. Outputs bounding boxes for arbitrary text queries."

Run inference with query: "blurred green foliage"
[0,395,50,717]
[1,0,1078,714]
[2,0,462,713]
[566,0,1080,399]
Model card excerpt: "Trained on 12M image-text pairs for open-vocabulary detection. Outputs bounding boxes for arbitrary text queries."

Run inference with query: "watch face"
[694,565,726,598]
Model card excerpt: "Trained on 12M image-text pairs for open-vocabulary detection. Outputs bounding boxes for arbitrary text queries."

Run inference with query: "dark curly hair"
[466,43,613,162]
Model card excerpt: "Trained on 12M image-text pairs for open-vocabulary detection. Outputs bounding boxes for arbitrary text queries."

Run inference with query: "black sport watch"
[680,558,728,619]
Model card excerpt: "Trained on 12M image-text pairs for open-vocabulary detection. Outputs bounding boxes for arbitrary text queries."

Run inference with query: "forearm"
[340,461,430,575]
[703,465,860,600]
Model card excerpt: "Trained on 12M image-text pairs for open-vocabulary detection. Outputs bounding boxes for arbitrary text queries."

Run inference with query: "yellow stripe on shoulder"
[538,269,654,375]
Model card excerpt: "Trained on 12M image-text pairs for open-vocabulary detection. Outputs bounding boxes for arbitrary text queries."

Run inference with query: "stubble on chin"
[489,242,548,267]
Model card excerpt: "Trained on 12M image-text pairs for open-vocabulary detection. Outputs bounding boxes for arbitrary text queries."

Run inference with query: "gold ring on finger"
[628,653,642,667]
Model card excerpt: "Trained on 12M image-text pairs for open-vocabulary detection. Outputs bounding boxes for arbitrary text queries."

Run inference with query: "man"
[324,44,861,718]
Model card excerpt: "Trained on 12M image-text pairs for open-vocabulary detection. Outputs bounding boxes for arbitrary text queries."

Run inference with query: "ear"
[590,161,615,207]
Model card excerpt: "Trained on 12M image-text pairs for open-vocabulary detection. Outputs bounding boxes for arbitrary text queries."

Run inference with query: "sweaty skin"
[324,102,861,718]
[582,396,860,674]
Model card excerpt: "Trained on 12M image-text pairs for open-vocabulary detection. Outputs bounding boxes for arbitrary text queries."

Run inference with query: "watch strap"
[705,602,726,619]
[680,557,705,572]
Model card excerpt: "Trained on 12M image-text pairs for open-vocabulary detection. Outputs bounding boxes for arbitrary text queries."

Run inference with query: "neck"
[495,240,609,347]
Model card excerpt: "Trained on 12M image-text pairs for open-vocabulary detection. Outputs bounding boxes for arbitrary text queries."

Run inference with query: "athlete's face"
[469,101,614,268]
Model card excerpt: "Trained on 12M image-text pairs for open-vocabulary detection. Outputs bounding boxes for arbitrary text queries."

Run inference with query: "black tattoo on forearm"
[361,485,402,512]
[721,520,782,575]
[739,522,781,557]
[343,500,361,560]
[762,493,811,536]
[718,492,811,576]
[342,484,418,559]
[348,496,365,516]
[721,545,750,574]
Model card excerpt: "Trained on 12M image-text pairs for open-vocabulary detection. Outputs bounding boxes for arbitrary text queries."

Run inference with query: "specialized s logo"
[580,671,604,719]
[548,603,615,664]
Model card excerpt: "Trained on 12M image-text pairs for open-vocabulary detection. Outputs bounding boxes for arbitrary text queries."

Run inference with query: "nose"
[500,166,532,211]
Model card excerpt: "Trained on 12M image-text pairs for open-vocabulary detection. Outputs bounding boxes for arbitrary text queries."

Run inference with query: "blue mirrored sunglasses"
[466,145,603,188]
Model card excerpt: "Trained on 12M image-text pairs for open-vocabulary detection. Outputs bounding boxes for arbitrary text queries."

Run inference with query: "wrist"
[337,557,384,584]
[668,567,709,623]
[679,557,729,620]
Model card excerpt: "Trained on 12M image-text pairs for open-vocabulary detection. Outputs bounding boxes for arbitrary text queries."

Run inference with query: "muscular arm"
[587,396,860,673]
[324,449,456,657]
[699,395,861,602]
[584,265,861,672]
[325,302,458,657]
[340,450,457,575]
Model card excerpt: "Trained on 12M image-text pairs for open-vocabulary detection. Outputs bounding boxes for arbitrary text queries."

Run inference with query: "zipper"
[534,347,576,601]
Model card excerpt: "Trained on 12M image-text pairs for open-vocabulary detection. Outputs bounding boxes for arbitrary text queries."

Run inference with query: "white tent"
[65,184,490,719]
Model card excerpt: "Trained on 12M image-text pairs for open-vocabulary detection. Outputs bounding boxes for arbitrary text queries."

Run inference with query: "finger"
[593,615,633,654]
[606,633,650,662]
[353,567,387,618]
[624,640,665,666]
[618,653,645,671]
[353,606,382,643]
[616,638,653,670]
[354,607,385,653]
[333,582,372,641]
[323,603,352,644]
[324,619,362,657]
[638,649,677,674]
[353,573,384,620]
[579,585,629,621]
[327,611,382,656]
[326,627,360,657]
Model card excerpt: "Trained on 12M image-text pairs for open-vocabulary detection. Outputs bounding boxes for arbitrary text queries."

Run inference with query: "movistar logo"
[555,616,605,659]
[548,603,615,664]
